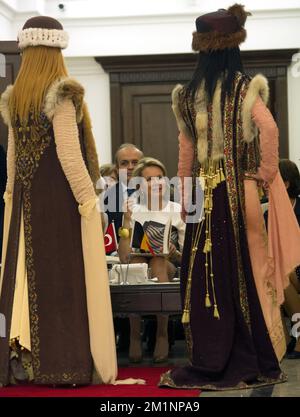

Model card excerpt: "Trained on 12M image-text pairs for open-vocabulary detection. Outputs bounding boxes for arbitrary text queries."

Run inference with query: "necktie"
[127,188,135,197]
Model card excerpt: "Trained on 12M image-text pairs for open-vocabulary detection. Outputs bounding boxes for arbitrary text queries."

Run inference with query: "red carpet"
[0,367,200,397]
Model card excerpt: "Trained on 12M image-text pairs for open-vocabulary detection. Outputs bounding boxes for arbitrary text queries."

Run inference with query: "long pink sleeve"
[177,132,194,220]
[251,99,300,305]
[251,96,279,183]
[268,173,300,304]
[177,132,194,178]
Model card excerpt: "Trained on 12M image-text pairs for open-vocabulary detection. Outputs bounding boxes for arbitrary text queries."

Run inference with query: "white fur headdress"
[18,16,68,50]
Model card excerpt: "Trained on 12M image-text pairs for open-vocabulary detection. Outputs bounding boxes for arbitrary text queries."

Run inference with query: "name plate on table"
[109,263,148,285]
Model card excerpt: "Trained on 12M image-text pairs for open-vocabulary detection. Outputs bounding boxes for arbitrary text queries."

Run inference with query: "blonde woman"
[118,157,186,363]
[0,16,117,385]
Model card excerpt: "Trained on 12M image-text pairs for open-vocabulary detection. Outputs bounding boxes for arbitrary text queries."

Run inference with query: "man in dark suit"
[104,143,143,352]
[105,143,143,238]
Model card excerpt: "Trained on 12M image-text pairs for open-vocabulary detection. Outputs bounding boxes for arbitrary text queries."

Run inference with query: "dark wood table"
[110,282,182,315]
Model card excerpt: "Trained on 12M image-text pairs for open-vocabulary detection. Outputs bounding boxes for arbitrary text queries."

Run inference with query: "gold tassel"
[203,239,211,253]
[207,239,212,251]
[204,196,209,210]
[209,194,213,210]
[219,167,225,182]
[205,293,212,308]
[215,169,220,185]
[212,175,217,189]
[213,304,220,319]
[182,309,190,324]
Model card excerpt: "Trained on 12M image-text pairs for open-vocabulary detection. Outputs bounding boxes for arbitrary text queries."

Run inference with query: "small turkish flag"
[104,222,118,254]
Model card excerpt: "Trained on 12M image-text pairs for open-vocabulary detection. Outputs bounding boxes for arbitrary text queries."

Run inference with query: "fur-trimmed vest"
[172,72,269,174]
[0,77,100,189]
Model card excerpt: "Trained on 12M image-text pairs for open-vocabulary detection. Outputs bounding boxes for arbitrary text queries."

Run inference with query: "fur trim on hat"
[192,27,246,51]
[192,4,251,52]
[18,27,68,50]
[0,85,13,126]
[228,4,251,27]
[242,74,269,143]
[44,78,84,123]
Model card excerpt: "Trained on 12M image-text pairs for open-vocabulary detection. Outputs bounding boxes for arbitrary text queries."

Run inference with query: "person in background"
[275,159,300,359]
[104,144,143,236]
[279,159,300,223]
[100,163,118,189]
[0,145,7,259]
[118,157,186,363]
[97,163,118,230]
[104,144,143,353]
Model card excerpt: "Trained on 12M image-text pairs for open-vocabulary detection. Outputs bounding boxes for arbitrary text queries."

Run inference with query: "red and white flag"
[104,222,118,254]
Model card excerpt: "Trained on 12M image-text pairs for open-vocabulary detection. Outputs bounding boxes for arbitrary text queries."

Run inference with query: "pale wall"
[1,0,299,164]
[65,58,112,165]
[288,57,300,169]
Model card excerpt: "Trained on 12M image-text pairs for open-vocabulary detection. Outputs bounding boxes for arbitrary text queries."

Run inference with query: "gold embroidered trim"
[14,112,52,184]
[14,112,92,384]
[158,370,287,391]
[14,111,50,380]
[223,74,251,328]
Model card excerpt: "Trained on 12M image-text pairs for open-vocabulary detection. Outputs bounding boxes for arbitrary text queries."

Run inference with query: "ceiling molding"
[24,8,300,29]
[98,49,299,74]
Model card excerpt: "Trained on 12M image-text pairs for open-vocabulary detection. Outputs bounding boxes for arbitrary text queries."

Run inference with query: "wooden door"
[122,84,179,177]
[0,41,20,150]
[99,50,296,175]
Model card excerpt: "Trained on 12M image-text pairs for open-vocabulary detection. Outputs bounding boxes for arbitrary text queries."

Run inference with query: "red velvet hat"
[192,4,251,52]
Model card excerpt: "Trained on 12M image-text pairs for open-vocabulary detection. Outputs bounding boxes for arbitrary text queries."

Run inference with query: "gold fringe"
[182,225,204,325]
[182,158,225,323]
[200,159,226,319]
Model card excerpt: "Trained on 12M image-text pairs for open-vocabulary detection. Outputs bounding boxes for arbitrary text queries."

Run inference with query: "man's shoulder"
[104,182,124,218]
[104,182,120,201]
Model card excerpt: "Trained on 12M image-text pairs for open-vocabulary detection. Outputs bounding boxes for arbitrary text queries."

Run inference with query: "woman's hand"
[244,172,263,181]
[169,243,177,257]
[168,243,182,264]
[181,208,187,223]
[245,172,269,195]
